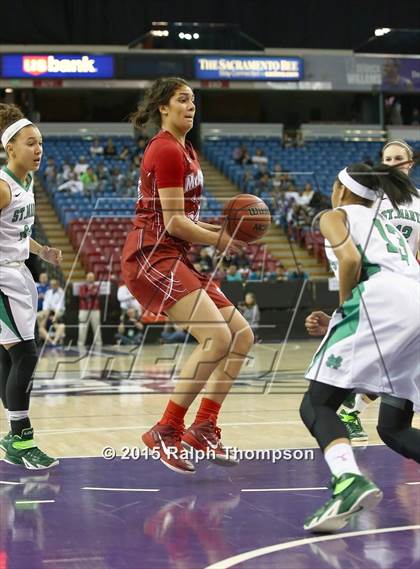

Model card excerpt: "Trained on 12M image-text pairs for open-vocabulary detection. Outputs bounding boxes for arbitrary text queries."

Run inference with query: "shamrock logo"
[326,354,343,370]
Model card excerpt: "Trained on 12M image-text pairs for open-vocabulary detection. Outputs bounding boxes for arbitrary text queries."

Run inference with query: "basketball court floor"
[1,341,419,568]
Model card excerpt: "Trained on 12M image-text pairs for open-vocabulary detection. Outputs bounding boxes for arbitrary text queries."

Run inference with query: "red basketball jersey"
[132,130,203,251]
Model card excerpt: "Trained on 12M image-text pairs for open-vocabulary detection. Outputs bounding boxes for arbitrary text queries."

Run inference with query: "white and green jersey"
[326,204,419,283]
[0,166,35,263]
[309,203,420,411]
[378,189,420,256]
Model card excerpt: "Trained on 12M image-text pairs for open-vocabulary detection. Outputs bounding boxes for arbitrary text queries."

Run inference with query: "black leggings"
[300,382,420,463]
[377,398,420,463]
[300,382,352,451]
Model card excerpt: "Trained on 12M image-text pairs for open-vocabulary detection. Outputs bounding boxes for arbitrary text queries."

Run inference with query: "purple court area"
[1,446,419,569]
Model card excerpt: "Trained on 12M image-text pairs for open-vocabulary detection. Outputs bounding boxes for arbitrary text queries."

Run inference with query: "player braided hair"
[343,162,418,209]
[0,103,25,142]
[130,77,191,129]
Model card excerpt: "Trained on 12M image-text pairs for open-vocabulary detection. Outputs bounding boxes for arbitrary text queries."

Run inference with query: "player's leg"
[0,268,58,469]
[0,344,14,450]
[300,381,382,532]
[182,306,253,464]
[142,289,233,474]
[339,393,378,442]
[91,309,103,346]
[376,395,420,463]
[77,309,89,347]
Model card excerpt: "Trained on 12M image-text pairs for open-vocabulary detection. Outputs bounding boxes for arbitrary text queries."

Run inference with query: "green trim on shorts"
[307,282,365,373]
[0,289,24,341]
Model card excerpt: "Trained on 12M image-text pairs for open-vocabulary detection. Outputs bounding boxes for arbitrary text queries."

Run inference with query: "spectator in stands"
[240,151,253,165]
[117,283,142,315]
[232,144,248,164]
[251,148,268,166]
[80,166,99,194]
[44,157,56,179]
[411,108,419,125]
[118,145,131,161]
[74,156,89,176]
[255,164,270,180]
[295,130,305,147]
[296,183,314,206]
[256,173,273,196]
[238,292,260,337]
[57,171,84,194]
[78,272,102,348]
[198,247,214,272]
[246,263,264,282]
[266,262,289,282]
[288,262,309,280]
[38,310,66,347]
[109,167,125,192]
[272,163,283,189]
[36,272,50,312]
[283,132,294,148]
[225,264,243,282]
[160,323,188,344]
[116,307,144,345]
[90,138,104,155]
[42,279,65,318]
[228,249,249,270]
[241,169,254,190]
[104,137,117,156]
[62,159,72,180]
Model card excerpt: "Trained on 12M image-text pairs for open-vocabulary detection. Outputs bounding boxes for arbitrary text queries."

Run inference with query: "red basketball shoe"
[182,416,239,466]
[142,421,196,475]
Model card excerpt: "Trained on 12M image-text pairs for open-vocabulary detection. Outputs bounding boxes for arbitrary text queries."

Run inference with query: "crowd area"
[233,142,330,238]
[43,137,148,198]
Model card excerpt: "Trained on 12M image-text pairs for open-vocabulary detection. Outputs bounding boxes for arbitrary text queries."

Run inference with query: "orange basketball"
[223,194,271,243]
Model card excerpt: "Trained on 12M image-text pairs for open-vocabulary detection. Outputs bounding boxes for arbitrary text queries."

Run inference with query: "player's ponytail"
[0,103,25,139]
[345,162,418,209]
[130,77,191,129]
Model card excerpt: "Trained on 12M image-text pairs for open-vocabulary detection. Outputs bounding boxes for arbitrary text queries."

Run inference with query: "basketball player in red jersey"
[122,78,254,474]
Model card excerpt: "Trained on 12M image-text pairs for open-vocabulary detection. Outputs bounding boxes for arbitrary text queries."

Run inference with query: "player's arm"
[0,179,12,209]
[159,188,242,254]
[196,220,221,232]
[320,210,361,305]
[30,238,63,266]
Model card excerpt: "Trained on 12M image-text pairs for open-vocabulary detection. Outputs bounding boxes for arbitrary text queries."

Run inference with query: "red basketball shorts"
[121,230,232,315]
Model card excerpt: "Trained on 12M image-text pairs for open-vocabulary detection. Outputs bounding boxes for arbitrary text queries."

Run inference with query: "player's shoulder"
[0,176,12,204]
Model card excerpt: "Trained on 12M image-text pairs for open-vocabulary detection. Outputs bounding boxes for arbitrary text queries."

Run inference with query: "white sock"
[8,410,29,421]
[324,442,361,477]
[354,394,373,414]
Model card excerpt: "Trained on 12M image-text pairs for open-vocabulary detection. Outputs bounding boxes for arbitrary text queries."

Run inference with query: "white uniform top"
[0,167,35,263]
[378,189,420,257]
[326,204,420,283]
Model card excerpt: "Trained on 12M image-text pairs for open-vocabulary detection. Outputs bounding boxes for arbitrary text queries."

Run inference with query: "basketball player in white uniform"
[0,103,62,469]
[338,140,420,441]
[300,161,419,532]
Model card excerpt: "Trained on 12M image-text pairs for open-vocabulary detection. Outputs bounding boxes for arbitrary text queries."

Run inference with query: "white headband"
[338,168,377,201]
[1,118,33,148]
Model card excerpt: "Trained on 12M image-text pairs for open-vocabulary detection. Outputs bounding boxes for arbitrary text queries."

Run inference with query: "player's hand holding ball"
[216,230,246,255]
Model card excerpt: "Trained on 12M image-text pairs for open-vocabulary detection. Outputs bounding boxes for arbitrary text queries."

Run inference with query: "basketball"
[223,194,271,243]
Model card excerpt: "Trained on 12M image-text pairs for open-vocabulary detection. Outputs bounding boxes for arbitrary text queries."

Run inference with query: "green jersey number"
[395,224,413,241]
[373,219,409,264]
